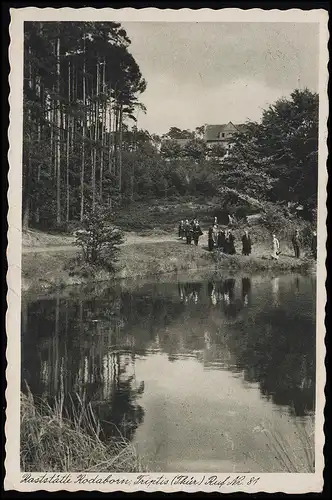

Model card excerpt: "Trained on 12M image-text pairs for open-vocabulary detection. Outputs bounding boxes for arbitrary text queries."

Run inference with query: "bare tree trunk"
[66,59,71,224]
[56,35,61,225]
[99,60,106,202]
[113,105,119,175]
[50,90,54,177]
[108,102,112,174]
[80,41,86,222]
[23,44,33,230]
[35,123,41,224]
[118,103,123,196]
[92,61,99,212]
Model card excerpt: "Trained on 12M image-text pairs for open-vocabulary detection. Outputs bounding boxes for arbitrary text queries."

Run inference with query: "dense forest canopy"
[23,21,319,231]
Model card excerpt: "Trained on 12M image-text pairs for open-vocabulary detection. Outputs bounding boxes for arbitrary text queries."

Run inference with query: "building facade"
[204,122,244,150]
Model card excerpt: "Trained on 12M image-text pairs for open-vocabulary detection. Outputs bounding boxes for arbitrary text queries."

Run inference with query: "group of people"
[208,225,238,254]
[178,219,203,246]
[290,228,317,260]
[178,216,317,260]
[208,217,252,256]
[178,216,250,255]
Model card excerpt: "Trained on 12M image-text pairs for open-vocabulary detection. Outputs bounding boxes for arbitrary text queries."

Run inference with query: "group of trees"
[218,89,319,217]
[23,21,319,231]
[132,88,319,218]
[23,21,146,229]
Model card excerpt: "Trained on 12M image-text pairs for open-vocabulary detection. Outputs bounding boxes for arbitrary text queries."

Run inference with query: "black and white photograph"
[6,7,328,494]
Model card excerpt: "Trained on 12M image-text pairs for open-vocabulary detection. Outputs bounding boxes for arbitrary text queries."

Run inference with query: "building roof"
[235,124,248,134]
[204,122,245,141]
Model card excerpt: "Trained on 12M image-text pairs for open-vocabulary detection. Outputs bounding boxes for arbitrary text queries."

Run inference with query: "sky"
[121,22,319,136]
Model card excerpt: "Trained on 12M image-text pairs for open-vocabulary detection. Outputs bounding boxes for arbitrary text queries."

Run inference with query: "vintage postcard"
[6,6,328,493]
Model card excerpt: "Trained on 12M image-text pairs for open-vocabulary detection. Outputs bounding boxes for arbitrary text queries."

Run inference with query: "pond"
[21,272,316,473]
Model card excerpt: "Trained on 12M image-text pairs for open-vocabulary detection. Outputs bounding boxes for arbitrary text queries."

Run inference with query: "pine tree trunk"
[50,94,54,177]
[80,41,86,222]
[66,59,71,224]
[92,62,99,212]
[56,35,61,225]
[99,60,106,202]
[118,103,123,196]
[114,105,119,174]
[108,103,112,174]
[23,44,33,230]
[36,123,41,224]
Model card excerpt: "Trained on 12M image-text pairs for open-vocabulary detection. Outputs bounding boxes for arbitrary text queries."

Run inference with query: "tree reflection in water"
[22,273,316,447]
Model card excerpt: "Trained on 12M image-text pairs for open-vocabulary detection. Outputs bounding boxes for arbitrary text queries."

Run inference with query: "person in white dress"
[271,234,280,259]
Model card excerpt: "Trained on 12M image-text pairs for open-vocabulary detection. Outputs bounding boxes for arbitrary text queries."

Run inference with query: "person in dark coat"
[217,228,226,252]
[291,229,301,258]
[241,230,252,256]
[192,221,203,246]
[223,230,229,254]
[178,220,185,239]
[208,225,214,251]
[212,224,218,248]
[311,230,317,259]
[228,229,236,254]
[184,220,192,245]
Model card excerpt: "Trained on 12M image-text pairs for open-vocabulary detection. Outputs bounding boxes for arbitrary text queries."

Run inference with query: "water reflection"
[242,277,251,307]
[22,274,316,449]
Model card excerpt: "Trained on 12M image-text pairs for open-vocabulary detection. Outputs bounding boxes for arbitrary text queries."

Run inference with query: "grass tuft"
[20,388,144,473]
[250,416,315,473]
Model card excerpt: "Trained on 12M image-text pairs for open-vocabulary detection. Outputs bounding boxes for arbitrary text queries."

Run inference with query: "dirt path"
[22,233,179,254]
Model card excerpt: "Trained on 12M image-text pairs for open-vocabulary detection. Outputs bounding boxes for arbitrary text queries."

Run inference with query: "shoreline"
[22,235,316,294]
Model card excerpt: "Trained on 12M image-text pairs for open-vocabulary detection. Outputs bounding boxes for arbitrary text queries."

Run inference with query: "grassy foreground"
[21,388,315,474]
[21,389,143,473]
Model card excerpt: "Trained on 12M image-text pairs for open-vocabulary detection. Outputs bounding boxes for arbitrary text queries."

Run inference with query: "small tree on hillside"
[75,204,124,269]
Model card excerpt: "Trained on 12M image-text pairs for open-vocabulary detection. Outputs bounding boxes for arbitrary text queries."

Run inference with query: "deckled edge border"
[4,6,329,493]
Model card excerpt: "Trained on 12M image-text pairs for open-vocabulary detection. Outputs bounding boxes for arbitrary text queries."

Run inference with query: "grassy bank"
[21,390,143,473]
[22,236,315,292]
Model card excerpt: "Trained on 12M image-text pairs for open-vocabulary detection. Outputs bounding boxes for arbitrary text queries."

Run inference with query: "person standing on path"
[241,230,252,256]
[208,224,214,251]
[271,234,280,260]
[311,230,317,259]
[212,224,218,249]
[223,229,229,254]
[178,220,185,239]
[228,229,236,254]
[193,221,203,246]
[217,227,226,252]
[291,229,301,258]
[185,220,192,245]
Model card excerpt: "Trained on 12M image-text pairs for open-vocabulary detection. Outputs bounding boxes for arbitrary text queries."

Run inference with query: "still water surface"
[22,272,316,472]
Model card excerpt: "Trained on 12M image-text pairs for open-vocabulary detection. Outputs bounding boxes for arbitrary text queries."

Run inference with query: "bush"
[75,204,124,270]
[301,221,316,248]
[260,205,290,235]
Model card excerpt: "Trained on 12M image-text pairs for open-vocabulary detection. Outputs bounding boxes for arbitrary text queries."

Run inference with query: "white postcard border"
[6,7,329,493]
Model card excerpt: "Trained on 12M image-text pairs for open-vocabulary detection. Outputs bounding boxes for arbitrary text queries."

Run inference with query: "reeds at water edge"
[250,416,315,473]
[20,385,144,473]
